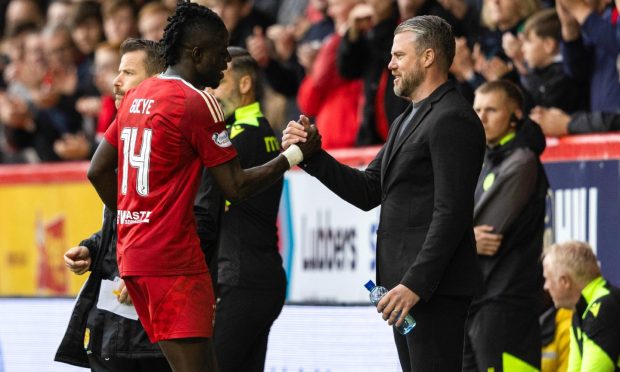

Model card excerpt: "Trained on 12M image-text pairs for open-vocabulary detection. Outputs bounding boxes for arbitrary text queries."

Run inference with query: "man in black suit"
[283,15,485,371]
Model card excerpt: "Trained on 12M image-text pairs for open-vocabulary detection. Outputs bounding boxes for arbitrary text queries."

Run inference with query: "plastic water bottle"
[364,280,416,335]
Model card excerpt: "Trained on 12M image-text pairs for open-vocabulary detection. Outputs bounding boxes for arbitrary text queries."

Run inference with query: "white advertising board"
[0,298,400,372]
[281,171,381,303]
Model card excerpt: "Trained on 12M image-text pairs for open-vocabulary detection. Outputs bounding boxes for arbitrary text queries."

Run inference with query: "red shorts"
[123,273,215,343]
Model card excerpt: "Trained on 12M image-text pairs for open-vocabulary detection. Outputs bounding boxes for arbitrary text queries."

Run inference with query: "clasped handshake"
[280,115,322,167]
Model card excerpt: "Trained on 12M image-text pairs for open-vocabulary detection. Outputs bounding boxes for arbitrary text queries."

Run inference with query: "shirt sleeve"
[104,118,119,148]
[180,90,237,168]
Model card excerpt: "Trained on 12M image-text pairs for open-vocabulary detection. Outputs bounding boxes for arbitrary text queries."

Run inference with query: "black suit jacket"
[302,81,485,301]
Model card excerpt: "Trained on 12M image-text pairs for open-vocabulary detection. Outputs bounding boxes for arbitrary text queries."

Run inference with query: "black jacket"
[521,62,587,113]
[472,120,549,308]
[218,102,286,290]
[302,81,484,301]
[568,111,620,134]
[55,208,163,368]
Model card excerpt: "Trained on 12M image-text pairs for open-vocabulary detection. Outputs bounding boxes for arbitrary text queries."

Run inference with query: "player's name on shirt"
[129,98,155,115]
[117,210,152,225]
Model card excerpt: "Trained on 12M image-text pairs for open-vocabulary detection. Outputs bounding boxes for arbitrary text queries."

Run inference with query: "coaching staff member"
[283,15,485,371]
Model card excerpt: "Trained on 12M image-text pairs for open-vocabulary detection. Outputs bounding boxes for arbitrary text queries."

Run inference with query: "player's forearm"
[235,155,289,201]
[214,155,289,204]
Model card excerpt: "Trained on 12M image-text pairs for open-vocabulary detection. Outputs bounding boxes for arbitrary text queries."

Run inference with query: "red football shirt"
[104,75,237,276]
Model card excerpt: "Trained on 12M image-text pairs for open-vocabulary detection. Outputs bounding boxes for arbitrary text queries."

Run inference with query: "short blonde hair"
[544,241,601,284]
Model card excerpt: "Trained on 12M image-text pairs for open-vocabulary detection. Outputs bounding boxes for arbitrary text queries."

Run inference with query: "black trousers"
[463,302,541,372]
[88,354,171,372]
[393,294,472,372]
[213,284,286,372]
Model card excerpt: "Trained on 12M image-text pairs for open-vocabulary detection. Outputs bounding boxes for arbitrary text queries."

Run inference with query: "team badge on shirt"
[212,131,232,147]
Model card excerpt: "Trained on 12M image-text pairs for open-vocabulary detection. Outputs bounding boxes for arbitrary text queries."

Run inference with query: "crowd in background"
[0,0,618,163]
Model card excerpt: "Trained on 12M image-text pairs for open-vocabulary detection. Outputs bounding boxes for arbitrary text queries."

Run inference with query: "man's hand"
[282,115,322,152]
[556,0,581,40]
[529,106,570,137]
[247,26,271,68]
[376,284,420,328]
[115,279,133,305]
[474,225,503,256]
[295,115,322,160]
[559,0,594,24]
[450,38,475,82]
[346,3,374,42]
[54,133,91,160]
[64,246,91,275]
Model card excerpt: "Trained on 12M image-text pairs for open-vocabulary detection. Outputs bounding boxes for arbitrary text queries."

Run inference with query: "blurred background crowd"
[0,0,618,163]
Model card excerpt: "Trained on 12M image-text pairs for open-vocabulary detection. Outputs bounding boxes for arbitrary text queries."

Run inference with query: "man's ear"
[238,74,252,95]
[559,274,572,289]
[190,47,202,63]
[423,48,435,68]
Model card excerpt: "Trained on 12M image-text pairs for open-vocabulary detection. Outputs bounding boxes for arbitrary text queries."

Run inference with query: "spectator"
[518,9,585,113]
[46,0,74,28]
[530,0,620,137]
[70,1,103,98]
[207,0,275,48]
[465,80,548,372]
[3,27,82,162]
[57,42,120,160]
[530,107,620,136]
[557,0,620,113]
[102,0,138,47]
[137,2,172,42]
[337,0,405,145]
[297,0,363,149]
[542,241,620,372]
[93,43,120,136]
[3,0,44,38]
[452,0,539,94]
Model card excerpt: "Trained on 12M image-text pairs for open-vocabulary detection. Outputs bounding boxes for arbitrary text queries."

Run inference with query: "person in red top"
[297,0,363,149]
[87,3,320,372]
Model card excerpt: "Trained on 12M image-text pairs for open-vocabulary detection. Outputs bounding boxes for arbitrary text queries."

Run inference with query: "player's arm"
[88,139,118,211]
[209,125,320,202]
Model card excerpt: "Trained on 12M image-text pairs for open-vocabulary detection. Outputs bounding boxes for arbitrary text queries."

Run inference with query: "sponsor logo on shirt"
[212,131,232,148]
[117,210,152,225]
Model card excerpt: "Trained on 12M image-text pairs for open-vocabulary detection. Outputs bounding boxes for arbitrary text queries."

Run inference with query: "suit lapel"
[383,102,431,177]
[381,104,412,181]
[380,81,455,183]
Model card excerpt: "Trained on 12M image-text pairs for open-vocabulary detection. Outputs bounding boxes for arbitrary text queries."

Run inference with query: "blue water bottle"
[364,280,416,335]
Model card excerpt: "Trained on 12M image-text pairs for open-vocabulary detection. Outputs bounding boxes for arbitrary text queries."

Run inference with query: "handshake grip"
[281,117,322,167]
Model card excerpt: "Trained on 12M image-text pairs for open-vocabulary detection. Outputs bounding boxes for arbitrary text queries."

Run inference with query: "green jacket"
[569,276,620,372]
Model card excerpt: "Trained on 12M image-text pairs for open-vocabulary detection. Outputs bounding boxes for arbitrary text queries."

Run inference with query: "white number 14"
[120,127,152,196]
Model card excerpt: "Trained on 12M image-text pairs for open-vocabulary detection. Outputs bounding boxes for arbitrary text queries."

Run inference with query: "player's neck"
[162,67,184,80]
[162,66,201,88]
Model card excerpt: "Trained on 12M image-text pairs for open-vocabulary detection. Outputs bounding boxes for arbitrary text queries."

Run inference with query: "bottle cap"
[364,280,376,291]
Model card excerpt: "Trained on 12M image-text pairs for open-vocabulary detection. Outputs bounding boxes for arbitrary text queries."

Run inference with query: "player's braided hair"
[160,0,226,68]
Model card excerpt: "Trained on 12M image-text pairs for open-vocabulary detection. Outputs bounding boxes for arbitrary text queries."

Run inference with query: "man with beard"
[56,38,171,372]
[282,15,485,372]
[86,3,320,371]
